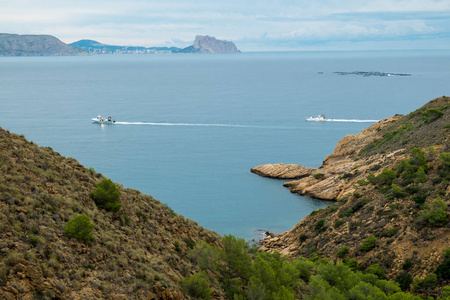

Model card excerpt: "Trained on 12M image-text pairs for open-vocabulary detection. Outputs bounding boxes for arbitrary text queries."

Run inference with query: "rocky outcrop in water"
[182,35,240,54]
[0,33,88,56]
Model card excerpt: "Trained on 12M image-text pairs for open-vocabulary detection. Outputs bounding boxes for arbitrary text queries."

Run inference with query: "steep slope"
[0,33,87,56]
[256,96,450,293]
[0,128,221,299]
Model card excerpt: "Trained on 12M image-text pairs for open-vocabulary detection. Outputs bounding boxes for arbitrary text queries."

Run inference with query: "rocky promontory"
[252,115,404,200]
[255,96,450,293]
[177,35,240,54]
[0,33,88,56]
[191,35,240,53]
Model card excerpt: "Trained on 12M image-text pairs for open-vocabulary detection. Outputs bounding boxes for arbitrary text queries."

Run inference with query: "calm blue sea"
[1,51,449,240]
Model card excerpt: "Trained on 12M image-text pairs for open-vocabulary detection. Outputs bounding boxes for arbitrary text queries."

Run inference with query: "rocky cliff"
[0,127,221,299]
[254,96,450,293]
[0,33,88,56]
[188,35,240,54]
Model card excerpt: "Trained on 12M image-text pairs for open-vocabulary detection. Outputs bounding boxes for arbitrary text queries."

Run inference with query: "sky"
[1,0,450,51]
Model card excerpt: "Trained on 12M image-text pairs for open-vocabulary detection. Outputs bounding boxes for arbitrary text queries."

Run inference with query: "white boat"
[306,114,328,122]
[92,115,115,124]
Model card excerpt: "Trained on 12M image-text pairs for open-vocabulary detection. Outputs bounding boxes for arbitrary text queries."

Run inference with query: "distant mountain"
[191,35,240,53]
[70,35,240,54]
[69,39,181,54]
[0,33,87,56]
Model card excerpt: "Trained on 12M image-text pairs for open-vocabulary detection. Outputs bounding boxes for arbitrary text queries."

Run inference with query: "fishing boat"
[92,115,115,124]
[306,114,328,122]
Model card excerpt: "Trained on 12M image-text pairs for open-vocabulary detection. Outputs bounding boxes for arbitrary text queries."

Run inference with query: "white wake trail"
[114,122,294,129]
[323,119,379,123]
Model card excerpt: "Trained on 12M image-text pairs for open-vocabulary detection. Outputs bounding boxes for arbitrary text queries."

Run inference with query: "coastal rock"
[192,35,240,53]
[251,116,403,200]
[256,96,450,290]
[250,163,314,179]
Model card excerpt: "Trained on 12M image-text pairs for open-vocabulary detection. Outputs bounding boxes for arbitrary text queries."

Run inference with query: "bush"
[315,218,327,233]
[336,246,350,258]
[91,178,122,212]
[435,249,450,281]
[181,272,212,299]
[360,235,377,251]
[365,264,387,279]
[313,173,324,179]
[421,108,443,124]
[418,198,448,227]
[65,214,94,241]
[395,272,413,291]
[412,273,437,292]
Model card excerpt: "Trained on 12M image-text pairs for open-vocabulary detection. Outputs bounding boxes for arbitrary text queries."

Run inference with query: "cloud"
[0,0,449,50]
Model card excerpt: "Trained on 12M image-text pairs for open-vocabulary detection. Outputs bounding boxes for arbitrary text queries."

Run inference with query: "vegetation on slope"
[0,127,220,299]
[181,234,450,299]
[0,96,448,299]
[260,96,450,298]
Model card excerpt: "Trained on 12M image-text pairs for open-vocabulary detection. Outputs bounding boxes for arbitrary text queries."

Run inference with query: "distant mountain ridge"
[0,33,240,56]
[70,35,240,54]
[69,39,181,54]
[0,33,87,56]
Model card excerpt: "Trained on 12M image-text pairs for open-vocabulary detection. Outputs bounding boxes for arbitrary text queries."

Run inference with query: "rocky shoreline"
[251,115,404,200]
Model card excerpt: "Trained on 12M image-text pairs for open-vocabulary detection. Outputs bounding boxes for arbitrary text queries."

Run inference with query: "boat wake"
[317,119,379,123]
[114,121,293,129]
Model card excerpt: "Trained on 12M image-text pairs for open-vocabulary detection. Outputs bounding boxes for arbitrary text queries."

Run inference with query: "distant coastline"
[0,33,240,56]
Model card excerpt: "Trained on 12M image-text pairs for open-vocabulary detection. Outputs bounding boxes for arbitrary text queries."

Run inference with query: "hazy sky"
[2,0,450,51]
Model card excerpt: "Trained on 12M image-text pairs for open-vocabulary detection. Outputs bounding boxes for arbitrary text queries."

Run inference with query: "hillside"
[0,34,87,56]
[0,127,221,299]
[255,96,450,294]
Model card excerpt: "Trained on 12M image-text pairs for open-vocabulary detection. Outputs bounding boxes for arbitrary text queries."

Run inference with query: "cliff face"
[191,35,240,53]
[0,127,220,299]
[254,96,450,290]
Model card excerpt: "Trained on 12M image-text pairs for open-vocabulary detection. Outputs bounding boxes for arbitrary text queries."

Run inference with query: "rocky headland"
[0,33,88,56]
[254,96,450,293]
[190,35,240,53]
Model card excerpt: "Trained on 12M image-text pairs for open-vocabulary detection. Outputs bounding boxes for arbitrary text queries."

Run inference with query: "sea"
[1,50,449,241]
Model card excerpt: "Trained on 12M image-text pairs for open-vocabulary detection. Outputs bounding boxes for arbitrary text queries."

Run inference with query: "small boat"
[92,115,115,124]
[306,114,328,122]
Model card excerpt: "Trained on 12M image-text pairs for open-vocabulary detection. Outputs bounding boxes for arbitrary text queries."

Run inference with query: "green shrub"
[395,272,412,291]
[412,273,437,292]
[418,198,448,227]
[64,214,94,241]
[421,108,443,124]
[91,178,122,212]
[435,249,450,281]
[336,246,350,258]
[315,218,327,233]
[313,173,324,179]
[181,272,212,299]
[357,179,369,186]
[402,258,413,270]
[334,219,343,229]
[365,264,387,279]
[360,235,377,251]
